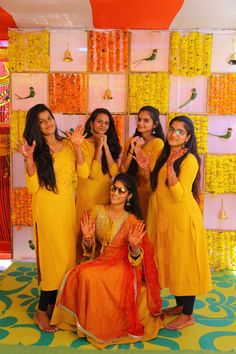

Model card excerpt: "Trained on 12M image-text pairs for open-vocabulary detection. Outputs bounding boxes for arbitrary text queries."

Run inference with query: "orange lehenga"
[51,205,163,349]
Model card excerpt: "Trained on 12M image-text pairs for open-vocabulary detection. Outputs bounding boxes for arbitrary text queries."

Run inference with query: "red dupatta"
[59,214,162,338]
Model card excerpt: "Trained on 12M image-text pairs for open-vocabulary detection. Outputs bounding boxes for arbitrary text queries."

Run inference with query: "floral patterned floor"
[0,262,235,353]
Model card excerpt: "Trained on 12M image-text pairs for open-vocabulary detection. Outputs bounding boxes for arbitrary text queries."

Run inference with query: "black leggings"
[175,295,196,315]
[38,290,57,311]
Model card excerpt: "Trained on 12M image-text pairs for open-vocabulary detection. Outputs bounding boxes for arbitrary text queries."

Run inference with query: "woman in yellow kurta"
[21,104,86,332]
[121,106,164,221]
[51,173,163,348]
[146,116,212,330]
[76,108,121,259]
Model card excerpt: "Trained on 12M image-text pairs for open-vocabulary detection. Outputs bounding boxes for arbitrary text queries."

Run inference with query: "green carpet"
[0,262,236,352]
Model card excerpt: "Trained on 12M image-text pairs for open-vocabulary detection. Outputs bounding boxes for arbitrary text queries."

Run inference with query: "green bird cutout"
[208,127,233,139]
[15,86,35,99]
[132,49,158,67]
[179,88,197,109]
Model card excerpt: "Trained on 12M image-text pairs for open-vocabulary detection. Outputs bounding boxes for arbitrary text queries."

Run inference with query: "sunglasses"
[167,127,187,137]
[110,185,127,195]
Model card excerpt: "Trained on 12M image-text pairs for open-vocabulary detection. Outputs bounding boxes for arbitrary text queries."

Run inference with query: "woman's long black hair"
[150,115,201,202]
[84,108,122,174]
[23,104,62,193]
[127,106,165,177]
[113,173,142,220]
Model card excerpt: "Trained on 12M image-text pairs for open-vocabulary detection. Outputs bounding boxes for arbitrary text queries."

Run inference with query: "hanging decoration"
[218,198,228,220]
[11,187,33,228]
[129,73,169,114]
[179,88,197,109]
[208,74,236,114]
[208,127,233,139]
[103,75,113,100]
[132,49,158,67]
[170,32,212,76]
[205,155,236,194]
[49,73,87,113]
[14,86,35,100]
[89,30,128,72]
[168,113,208,154]
[207,230,236,271]
[63,43,73,62]
[8,30,50,72]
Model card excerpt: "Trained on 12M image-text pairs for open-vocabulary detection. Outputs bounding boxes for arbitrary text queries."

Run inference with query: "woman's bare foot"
[34,310,58,332]
[162,305,183,316]
[47,304,55,319]
[165,313,195,330]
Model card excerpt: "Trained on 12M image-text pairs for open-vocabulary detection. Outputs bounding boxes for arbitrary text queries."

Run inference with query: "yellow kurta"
[26,140,78,291]
[147,153,212,296]
[122,137,164,220]
[76,139,119,233]
[51,206,163,348]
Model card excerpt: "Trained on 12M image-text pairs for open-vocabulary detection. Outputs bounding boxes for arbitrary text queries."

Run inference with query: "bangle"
[168,172,176,177]
[128,244,141,258]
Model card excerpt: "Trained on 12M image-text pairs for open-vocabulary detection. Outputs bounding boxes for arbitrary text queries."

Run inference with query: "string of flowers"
[8,30,50,72]
[168,113,208,154]
[10,111,27,151]
[49,73,87,113]
[169,32,212,77]
[88,30,128,72]
[205,155,236,194]
[11,188,33,228]
[113,115,125,147]
[208,74,236,114]
[129,73,169,114]
[207,230,236,271]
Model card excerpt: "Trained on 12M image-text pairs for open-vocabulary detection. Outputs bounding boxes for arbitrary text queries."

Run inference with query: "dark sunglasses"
[110,184,127,195]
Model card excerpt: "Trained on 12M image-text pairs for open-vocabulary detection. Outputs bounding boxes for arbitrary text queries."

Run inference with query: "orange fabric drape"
[0,134,10,156]
[90,0,184,29]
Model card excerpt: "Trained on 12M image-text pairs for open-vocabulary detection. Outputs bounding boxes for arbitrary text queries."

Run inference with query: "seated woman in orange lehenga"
[51,173,164,349]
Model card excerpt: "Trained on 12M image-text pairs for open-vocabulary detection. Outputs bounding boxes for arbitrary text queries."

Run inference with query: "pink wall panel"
[169,75,208,113]
[50,30,88,72]
[54,114,87,133]
[130,31,170,72]
[88,74,126,113]
[211,33,236,73]
[11,73,48,111]
[12,153,25,187]
[204,193,236,230]
[208,116,236,154]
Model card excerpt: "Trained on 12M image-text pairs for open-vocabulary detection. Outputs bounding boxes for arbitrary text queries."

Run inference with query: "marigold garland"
[129,73,169,114]
[113,115,124,147]
[88,30,128,72]
[11,188,33,228]
[205,155,236,194]
[207,230,236,271]
[169,32,212,77]
[208,74,236,114]
[8,30,50,72]
[168,113,208,154]
[10,111,27,151]
[49,73,87,113]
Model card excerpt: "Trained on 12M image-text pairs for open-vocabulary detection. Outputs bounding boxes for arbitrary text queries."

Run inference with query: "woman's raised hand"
[130,136,145,151]
[128,220,146,251]
[81,211,95,246]
[167,148,188,167]
[66,125,86,147]
[133,146,150,171]
[19,138,36,160]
